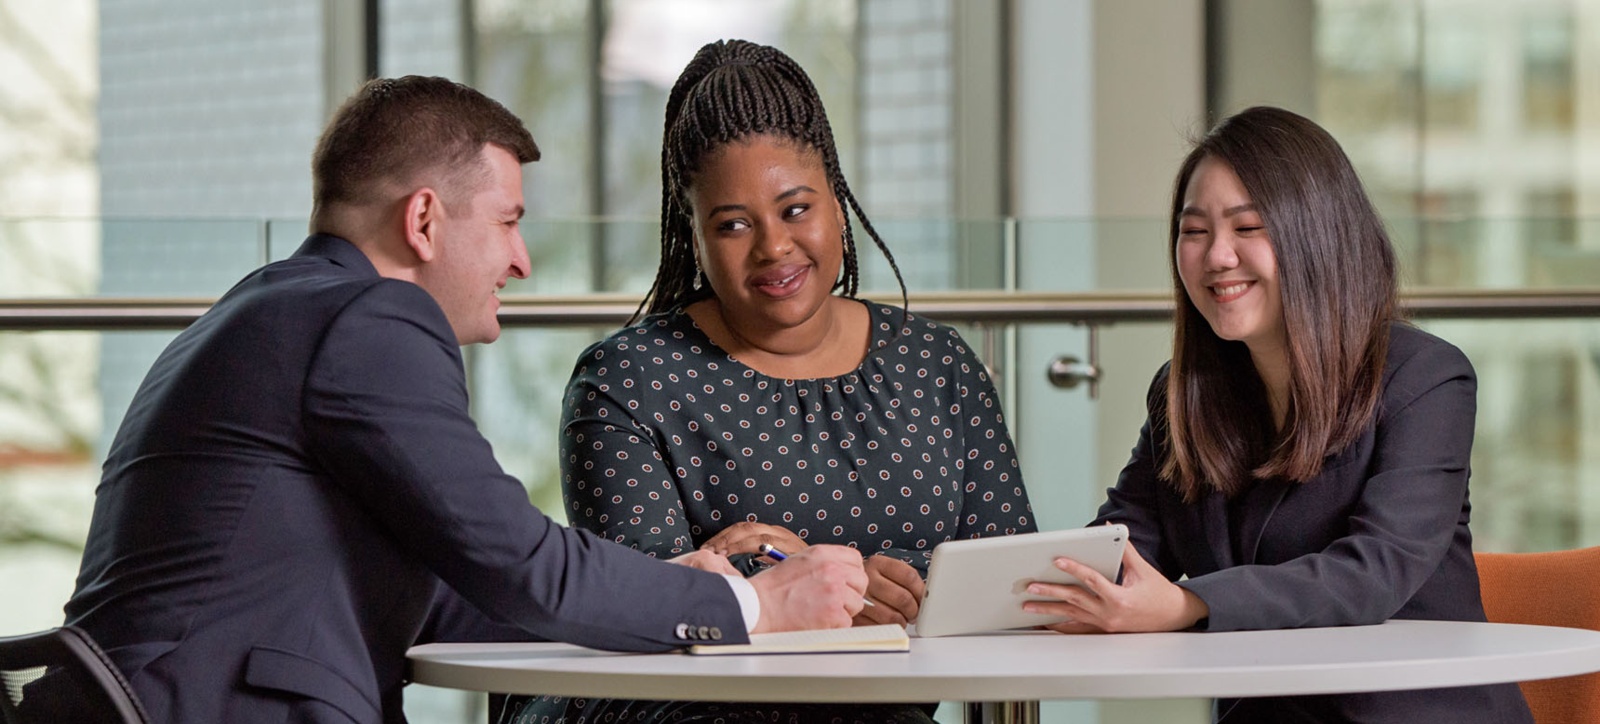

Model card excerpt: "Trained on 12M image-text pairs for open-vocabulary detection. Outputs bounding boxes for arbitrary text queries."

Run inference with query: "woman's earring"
[691,261,703,291]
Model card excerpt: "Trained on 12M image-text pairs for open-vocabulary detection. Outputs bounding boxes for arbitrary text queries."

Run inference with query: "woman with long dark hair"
[1025,106,1533,723]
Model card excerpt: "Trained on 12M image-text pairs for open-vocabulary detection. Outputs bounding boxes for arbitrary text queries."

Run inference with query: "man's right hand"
[747,544,868,634]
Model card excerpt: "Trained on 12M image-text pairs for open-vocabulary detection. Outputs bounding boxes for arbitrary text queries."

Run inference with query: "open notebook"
[686,623,910,655]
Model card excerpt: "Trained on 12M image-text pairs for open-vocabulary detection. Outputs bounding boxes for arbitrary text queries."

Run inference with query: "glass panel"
[0,330,177,634]
[99,219,265,295]
[1521,5,1575,133]
[597,0,861,221]
[0,220,100,298]
[1436,318,1600,552]
[1314,0,1595,262]
[0,1,97,220]
[1398,217,1600,288]
[97,2,323,220]
[381,0,467,79]
[474,0,598,220]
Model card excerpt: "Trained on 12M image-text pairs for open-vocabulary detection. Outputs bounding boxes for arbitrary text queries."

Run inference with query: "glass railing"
[3,217,1599,724]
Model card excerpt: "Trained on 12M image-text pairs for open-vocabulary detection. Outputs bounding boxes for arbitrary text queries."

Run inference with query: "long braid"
[632,39,908,328]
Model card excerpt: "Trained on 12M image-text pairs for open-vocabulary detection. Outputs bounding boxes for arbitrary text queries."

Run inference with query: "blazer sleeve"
[302,281,748,650]
[1090,365,1184,578]
[1178,338,1478,631]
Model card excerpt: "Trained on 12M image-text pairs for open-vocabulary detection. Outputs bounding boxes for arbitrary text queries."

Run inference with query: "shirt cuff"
[722,574,761,633]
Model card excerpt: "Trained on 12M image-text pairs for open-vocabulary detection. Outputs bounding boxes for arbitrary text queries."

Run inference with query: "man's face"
[417,144,530,345]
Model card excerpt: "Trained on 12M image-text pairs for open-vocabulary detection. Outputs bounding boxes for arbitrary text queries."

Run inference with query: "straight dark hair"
[1161,106,1399,501]
[635,39,906,323]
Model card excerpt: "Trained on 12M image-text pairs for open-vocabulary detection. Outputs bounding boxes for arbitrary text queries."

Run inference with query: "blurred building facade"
[3,2,1599,723]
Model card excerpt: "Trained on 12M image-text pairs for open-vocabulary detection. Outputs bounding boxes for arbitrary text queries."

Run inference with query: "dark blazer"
[58,235,746,724]
[1093,323,1532,723]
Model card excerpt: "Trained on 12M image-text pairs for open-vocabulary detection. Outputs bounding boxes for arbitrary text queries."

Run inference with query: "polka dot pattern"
[559,303,1034,572]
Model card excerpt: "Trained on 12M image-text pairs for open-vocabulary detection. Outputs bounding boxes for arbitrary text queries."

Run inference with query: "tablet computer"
[915,524,1128,638]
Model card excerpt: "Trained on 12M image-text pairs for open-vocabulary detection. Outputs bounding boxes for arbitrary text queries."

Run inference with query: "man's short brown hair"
[312,75,540,209]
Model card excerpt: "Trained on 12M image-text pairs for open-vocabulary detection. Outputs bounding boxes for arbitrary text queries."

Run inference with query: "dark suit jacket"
[1093,323,1532,723]
[59,235,746,724]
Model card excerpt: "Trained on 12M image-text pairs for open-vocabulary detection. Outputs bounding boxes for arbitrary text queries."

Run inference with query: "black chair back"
[0,626,150,724]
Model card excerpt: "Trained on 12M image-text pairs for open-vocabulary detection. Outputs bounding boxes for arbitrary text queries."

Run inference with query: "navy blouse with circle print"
[558,301,1035,575]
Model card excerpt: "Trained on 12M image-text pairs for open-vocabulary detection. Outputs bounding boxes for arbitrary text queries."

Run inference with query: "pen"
[759,543,876,607]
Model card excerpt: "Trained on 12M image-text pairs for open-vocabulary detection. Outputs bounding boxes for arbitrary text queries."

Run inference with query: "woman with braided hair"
[503,39,1034,723]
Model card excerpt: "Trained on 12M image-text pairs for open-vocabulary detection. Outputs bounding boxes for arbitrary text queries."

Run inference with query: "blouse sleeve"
[875,327,1035,572]
[559,343,696,560]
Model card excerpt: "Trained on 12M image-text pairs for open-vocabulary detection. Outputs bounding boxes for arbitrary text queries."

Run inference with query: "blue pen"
[759,544,876,607]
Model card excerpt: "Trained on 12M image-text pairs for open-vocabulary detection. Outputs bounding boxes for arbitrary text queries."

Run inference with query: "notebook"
[915,524,1128,637]
[686,623,910,655]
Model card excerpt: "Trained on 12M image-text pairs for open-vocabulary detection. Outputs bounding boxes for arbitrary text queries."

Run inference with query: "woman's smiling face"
[688,134,845,334]
[1174,154,1286,356]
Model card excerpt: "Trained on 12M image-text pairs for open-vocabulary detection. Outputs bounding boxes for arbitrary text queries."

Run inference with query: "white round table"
[408,620,1600,723]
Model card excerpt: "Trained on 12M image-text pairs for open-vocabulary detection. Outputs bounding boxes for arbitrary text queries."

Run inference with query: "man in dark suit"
[55,76,868,723]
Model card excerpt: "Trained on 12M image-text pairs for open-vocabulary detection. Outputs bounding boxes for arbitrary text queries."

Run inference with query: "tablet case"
[916,524,1128,637]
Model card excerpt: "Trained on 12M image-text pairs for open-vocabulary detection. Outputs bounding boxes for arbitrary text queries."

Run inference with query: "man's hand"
[666,549,739,576]
[1024,542,1209,634]
[748,544,867,634]
[852,555,925,627]
[699,522,808,558]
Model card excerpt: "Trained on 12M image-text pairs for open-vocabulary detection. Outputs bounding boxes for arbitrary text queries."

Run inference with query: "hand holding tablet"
[916,524,1129,637]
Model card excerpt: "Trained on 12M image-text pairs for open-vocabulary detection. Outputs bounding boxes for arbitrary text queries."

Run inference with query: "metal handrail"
[2,289,1599,331]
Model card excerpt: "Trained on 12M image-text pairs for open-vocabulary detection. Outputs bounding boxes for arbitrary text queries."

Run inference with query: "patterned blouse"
[558,301,1035,574]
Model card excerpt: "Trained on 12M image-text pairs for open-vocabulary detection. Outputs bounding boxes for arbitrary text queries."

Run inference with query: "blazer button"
[709,627,723,641]
[696,626,710,640]
[675,623,689,640]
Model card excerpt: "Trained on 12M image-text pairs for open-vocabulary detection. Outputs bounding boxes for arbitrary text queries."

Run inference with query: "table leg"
[964,701,1040,724]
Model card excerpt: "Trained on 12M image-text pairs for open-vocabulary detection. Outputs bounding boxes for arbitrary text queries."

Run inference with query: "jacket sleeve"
[1178,339,1478,631]
[416,582,547,644]
[1090,364,1184,579]
[302,281,748,650]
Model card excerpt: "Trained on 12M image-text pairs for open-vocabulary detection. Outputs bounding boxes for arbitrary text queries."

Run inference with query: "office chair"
[1476,546,1600,724]
[0,625,150,724]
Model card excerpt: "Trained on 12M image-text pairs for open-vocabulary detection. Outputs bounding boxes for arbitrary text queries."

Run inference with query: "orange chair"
[1475,547,1600,724]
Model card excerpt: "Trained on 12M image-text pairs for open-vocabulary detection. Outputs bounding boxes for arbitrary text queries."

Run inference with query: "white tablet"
[915,524,1128,638]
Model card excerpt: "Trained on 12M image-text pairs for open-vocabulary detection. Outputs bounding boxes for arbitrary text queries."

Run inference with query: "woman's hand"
[666,549,740,576]
[852,555,926,627]
[1024,542,1209,634]
[699,522,808,558]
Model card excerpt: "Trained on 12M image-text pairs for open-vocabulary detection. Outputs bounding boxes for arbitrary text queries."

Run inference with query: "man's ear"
[403,187,444,262]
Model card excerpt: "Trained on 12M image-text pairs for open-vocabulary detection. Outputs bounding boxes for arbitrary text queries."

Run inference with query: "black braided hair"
[633,39,908,328]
